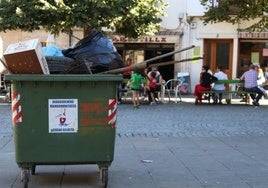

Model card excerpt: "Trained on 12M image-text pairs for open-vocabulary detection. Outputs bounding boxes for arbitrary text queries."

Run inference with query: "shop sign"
[112,35,179,43]
[238,32,268,39]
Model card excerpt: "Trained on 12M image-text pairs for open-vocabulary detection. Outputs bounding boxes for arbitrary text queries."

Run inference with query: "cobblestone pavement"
[1,95,268,138]
[116,96,268,138]
[1,96,268,188]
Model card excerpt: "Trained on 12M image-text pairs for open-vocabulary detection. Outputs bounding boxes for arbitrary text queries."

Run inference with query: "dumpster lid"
[5,74,123,82]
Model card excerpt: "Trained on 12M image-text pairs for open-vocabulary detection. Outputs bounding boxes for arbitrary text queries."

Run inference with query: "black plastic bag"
[62,29,124,73]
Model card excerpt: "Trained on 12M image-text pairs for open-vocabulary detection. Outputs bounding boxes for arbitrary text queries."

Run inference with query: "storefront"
[112,32,181,82]
[238,32,268,77]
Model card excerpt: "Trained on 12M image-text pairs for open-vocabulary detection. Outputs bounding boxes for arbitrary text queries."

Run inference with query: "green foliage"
[0,0,168,38]
[200,0,268,31]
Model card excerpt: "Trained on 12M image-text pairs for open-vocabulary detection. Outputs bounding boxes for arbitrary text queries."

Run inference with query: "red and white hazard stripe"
[12,93,23,124]
[108,98,117,128]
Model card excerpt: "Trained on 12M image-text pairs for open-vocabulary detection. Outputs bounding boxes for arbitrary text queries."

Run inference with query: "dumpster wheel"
[20,169,30,188]
[101,168,108,188]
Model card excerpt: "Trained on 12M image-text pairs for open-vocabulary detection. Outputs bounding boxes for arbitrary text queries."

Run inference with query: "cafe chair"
[161,78,182,103]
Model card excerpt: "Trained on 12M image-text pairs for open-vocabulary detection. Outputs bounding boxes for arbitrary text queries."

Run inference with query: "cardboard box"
[3,39,50,74]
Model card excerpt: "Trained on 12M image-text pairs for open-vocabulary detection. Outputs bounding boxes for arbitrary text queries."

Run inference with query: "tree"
[0,0,168,38]
[200,0,268,31]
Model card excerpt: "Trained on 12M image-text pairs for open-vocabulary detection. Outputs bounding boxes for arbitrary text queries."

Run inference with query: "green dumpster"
[5,74,122,188]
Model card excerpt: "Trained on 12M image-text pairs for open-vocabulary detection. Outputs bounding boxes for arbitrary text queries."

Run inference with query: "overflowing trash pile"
[2,28,124,74]
[61,29,124,74]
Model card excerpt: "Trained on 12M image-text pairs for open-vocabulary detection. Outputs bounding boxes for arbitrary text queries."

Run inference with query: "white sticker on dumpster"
[48,99,78,133]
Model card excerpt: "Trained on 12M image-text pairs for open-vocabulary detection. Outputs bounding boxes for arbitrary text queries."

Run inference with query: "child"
[129,69,143,109]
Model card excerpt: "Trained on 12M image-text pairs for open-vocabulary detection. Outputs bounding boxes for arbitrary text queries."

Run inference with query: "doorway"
[144,50,174,81]
[114,43,175,81]
[203,39,233,79]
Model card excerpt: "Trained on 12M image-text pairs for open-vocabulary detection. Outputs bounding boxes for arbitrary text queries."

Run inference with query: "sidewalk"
[1,95,268,187]
[1,135,268,188]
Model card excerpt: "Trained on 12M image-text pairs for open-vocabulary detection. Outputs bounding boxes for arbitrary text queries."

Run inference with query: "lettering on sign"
[112,36,167,43]
[238,32,268,39]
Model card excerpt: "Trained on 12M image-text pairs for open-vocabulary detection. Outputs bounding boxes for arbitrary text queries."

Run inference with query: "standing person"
[194,65,218,105]
[144,71,158,105]
[212,65,228,104]
[123,58,133,79]
[118,58,133,103]
[128,69,143,109]
[240,63,264,106]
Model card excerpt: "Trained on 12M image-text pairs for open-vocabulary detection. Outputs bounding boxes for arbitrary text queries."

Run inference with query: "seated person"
[212,65,228,104]
[146,66,163,102]
[240,63,263,106]
[255,64,267,97]
[194,65,218,104]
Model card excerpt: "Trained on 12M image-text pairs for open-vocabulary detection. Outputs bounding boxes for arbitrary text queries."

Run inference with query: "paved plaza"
[1,95,268,187]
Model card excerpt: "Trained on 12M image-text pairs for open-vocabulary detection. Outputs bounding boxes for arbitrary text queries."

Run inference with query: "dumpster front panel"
[8,75,122,166]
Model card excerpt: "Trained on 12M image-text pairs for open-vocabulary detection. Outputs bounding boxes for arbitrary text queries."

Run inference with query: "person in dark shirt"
[194,65,218,104]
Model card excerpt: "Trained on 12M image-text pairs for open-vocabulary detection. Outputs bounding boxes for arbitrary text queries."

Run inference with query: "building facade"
[1,0,268,93]
[164,0,268,92]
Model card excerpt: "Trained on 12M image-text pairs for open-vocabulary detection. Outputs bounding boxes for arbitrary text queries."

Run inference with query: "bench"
[199,79,256,104]
[200,90,256,104]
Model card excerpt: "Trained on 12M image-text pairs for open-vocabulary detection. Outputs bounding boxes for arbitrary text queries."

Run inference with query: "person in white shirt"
[212,65,228,104]
[255,64,267,97]
[146,66,163,103]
